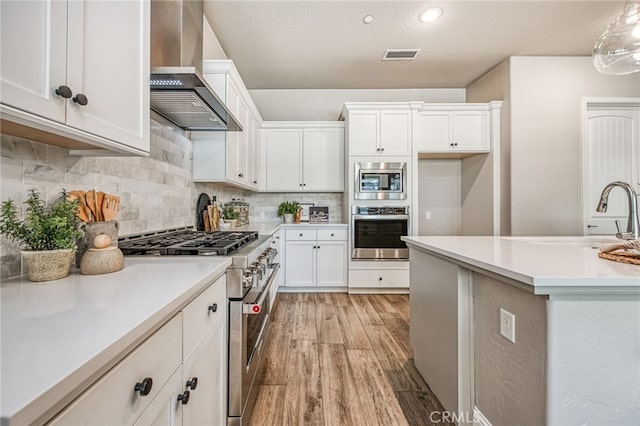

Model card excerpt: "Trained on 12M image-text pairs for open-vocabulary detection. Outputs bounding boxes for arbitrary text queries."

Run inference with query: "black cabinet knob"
[303,183,306,186]
[253,180,257,184]
[72,93,88,106]
[186,377,198,390]
[299,233,303,237]
[238,173,244,178]
[381,147,385,152]
[378,277,383,281]
[55,85,72,99]
[134,377,153,396]
[208,303,217,313]
[331,233,334,237]
[178,390,190,405]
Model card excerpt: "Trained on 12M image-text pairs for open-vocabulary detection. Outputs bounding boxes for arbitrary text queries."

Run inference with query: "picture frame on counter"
[309,206,329,223]
[299,203,314,222]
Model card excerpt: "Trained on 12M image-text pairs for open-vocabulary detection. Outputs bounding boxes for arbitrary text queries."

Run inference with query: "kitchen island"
[403,236,640,426]
[1,256,230,426]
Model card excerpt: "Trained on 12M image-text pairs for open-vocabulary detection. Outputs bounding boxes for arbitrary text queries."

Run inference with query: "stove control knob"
[242,273,254,289]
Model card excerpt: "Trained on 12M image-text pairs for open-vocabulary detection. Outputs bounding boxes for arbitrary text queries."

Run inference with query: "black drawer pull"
[55,85,72,99]
[72,93,88,105]
[208,303,217,313]
[134,377,153,396]
[178,390,190,405]
[186,377,198,390]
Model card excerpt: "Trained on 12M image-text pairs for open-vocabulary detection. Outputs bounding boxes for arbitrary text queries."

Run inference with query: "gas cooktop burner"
[119,228,259,256]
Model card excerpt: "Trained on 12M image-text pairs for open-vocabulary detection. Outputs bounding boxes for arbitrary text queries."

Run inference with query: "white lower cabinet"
[48,315,183,425]
[349,268,410,290]
[284,228,348,288]
[47,274,227,426]
[134,367,184,426]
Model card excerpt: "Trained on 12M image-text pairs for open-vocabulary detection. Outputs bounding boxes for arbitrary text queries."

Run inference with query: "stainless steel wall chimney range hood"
[150,0,241,131]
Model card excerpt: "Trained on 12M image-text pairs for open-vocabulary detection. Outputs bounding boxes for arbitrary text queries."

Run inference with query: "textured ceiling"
[203,0,625,90]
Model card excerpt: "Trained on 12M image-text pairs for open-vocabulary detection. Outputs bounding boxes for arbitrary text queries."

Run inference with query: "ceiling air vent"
[382,49,421,61]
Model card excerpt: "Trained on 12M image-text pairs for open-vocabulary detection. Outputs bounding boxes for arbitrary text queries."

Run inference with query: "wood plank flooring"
[250,293,451,426]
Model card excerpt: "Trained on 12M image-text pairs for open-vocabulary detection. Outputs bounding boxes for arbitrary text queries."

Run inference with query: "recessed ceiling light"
[363,15,374,24]
[419,6,443,23]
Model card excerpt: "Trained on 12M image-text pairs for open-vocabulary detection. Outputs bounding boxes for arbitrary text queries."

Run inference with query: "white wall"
[466,60,511,235]
[250,88,465,121]
[509,57,640,236]
[417,160,462,236]
[203,15,228,60]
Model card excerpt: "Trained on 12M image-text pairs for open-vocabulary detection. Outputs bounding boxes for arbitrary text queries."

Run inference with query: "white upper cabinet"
[0,0,150,155]
[193,61,262,190]
[263,123,345,192]
[413,103,502,155]
[344,104,412,156]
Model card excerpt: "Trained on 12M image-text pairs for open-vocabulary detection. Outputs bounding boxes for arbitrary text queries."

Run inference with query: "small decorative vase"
[76,221,119,266]
[22,249,75,282]
[283,214,294,224]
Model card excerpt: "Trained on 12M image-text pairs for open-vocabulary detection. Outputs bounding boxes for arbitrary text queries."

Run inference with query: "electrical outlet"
[425,211,432,220]
[500,308,516,343]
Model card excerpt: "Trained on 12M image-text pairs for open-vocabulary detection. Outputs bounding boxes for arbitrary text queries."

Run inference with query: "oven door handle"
[352,214,409,220]
[243,263,280,314]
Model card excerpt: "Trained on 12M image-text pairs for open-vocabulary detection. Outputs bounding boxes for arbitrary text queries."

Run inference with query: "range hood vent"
[150,68,241,131]
[150,0,241,131]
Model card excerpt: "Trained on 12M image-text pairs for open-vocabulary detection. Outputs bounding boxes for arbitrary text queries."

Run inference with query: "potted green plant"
[222,204,240,227]
[0,189,82,281]
[277,201,300,224]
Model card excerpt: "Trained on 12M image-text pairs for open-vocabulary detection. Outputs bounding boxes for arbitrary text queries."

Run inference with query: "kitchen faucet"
[596,181,640,240]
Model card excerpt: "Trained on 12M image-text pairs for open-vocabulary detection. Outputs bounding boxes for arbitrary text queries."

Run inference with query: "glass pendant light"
[593,0,640,75]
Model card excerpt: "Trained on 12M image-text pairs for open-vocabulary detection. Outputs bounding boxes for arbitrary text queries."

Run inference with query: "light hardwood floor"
[250,293,450,426]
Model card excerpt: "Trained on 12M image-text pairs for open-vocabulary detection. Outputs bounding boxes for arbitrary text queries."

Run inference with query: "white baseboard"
[348,288,409,295]
[277,286,348,293]
[473,407,492,426]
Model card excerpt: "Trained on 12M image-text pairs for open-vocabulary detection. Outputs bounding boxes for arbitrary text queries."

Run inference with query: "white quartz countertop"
[403,236,640,295]
[233,221,347,236]
[0,256,231,426]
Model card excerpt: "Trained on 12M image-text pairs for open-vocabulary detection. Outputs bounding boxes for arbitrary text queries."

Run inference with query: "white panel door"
[348,110,379,155]
[302,128,344,191]
[453,110,489,151]
[265,129,303,191]
[182,323,226,426]
[316,240,347,287]
[66,0,149,151]
[251,120,260,188]
[584,106,638,235]
[285,241,316,287]
[413,111,452,151]
[380,110,411,155]
[0,0,67,122]
[234,100,249,184]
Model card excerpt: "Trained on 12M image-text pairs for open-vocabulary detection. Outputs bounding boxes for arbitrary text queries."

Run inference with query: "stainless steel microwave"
[354,162,407,200]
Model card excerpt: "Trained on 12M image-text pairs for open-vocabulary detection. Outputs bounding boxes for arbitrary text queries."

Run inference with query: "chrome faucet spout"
[596,181,640,240]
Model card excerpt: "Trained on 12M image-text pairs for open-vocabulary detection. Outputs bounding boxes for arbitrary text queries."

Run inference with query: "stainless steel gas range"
[120,228,279,425]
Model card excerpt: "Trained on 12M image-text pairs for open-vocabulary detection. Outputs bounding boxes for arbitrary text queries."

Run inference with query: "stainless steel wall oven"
[351,206,409,260]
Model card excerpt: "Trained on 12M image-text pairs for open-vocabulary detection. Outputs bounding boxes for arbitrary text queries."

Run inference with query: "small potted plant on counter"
[277,201,300,224]
[222,204,240,228]
[0,189,82,281]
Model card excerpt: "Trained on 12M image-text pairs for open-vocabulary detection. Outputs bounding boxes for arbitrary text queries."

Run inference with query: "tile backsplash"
[0,119,343,279]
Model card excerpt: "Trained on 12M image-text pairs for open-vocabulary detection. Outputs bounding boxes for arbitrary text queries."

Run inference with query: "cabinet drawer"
[48,314,182,425]
[183,274,227,359]
[349,269,410,288]
[286,229,317,241]
[317,228,348,241]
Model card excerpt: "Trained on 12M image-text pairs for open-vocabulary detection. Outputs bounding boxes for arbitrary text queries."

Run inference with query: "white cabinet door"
[182,323,226,426]
[584,107,639,235]
[453,110,489,151]
[0,0,67,122]
[414,110,489,153]
[414,111,452,151]
[233,100,249,185]
[348,110,379,155]
[134,367,183,426]
[285,241,316,287]
[250,119,260,188]
[380,110,411,155]
[302,128,344,191]
[65,0,149,152]
[316,240,347,287]
[265,129,303,191]
[0,0,149,154]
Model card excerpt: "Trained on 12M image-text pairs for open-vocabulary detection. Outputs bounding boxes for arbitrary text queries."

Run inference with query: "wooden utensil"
[85,190,98,221]
[67,192,90,222]
[69,190,91,222]
[96,191,105,221]
[102,194,120,222]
